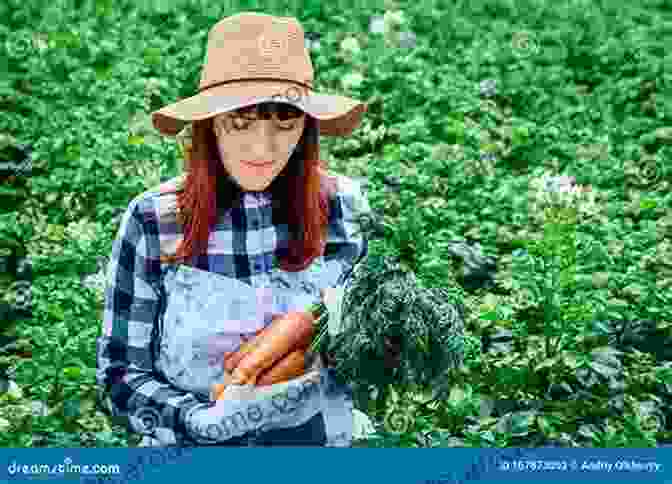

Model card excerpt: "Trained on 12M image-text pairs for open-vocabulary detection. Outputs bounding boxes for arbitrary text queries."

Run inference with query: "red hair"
[164,115,338,272]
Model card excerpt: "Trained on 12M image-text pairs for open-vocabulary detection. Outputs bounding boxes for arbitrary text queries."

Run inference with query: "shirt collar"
[218,174,273,206]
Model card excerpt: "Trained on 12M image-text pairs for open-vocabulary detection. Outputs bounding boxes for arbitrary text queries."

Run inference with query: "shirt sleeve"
[95,196,204,446]
[323,175,371,286]
[320,176,372,339]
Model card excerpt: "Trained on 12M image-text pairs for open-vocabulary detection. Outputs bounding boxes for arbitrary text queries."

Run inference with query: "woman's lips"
[243,160,274,167]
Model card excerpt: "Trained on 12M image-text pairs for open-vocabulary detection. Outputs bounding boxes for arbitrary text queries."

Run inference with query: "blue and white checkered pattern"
[96,171,370,446]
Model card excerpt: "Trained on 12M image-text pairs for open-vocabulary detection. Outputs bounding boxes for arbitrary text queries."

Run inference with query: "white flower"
[341,72,365,90]
[82,271,107,295]
[31,400,50,417]
[145,77,163,93]
[398,31,417,49]
[529,173,598,219]
[369,16,386,34]
[383,10,406,32]
[340,36,361,56]
[352,409,376,439]
[539,173,573,193]
[305,38,321,51]
[480,78,498,97]
[322,286,346,337]
[66,218,100,248]
[5,380,22,400]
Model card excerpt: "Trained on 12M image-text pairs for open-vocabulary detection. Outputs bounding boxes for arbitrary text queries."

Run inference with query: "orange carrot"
[231,311,315,385]
[256,348,307,386]
[223,326,269,372]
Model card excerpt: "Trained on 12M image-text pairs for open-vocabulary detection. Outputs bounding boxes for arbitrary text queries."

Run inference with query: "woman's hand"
[222,332,256,372]
[222,316,280,371]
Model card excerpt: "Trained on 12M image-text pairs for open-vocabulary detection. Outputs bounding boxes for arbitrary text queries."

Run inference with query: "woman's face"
[213,102,306,192]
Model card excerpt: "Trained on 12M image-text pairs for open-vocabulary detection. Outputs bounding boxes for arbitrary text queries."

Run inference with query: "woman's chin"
[233,178,273,192]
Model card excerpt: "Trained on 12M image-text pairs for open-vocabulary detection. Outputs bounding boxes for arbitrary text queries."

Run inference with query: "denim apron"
[140,261,355,447]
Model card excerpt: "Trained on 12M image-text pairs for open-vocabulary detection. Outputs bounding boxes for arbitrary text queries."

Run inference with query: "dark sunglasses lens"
[277,105,303,120]
[233,103,304,121]
[255,102,303,120]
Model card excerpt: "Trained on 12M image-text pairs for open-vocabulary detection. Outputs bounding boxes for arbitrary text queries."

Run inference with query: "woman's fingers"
[211,383,226,401]
[223,325,271,372]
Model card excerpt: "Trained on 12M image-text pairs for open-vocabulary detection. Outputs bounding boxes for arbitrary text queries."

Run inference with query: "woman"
[96,12,373,447]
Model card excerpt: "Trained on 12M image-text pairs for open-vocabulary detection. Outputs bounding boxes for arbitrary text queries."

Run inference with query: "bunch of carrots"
[211,302,329,401]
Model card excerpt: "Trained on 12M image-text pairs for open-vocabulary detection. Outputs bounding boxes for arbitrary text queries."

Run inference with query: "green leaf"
[128,135,145,146]
[509,411,534,437]
[479,310,498,321]
[62,366,81,380]
[533,356,558,371]
[639,198,657,210]
[448,386,466,406]
[46,303,65,321]
[588,361,619,379]
[511,126,530,146]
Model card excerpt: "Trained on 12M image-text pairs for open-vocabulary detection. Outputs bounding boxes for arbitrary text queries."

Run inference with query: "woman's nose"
[256,120,280,151]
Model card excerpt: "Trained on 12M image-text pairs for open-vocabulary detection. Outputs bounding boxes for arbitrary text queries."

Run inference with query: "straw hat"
[152,12,368,138]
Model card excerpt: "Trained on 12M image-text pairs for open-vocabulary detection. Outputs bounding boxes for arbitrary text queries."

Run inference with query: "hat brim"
[151,81,367,137]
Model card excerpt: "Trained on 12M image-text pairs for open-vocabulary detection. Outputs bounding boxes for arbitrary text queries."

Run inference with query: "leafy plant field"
[1,0,671,448]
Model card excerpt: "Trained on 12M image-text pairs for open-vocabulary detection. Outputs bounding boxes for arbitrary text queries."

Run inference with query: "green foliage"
[321,251,465,393]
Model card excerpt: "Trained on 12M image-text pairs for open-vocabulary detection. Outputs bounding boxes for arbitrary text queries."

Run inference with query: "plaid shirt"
[96,171,370,446]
